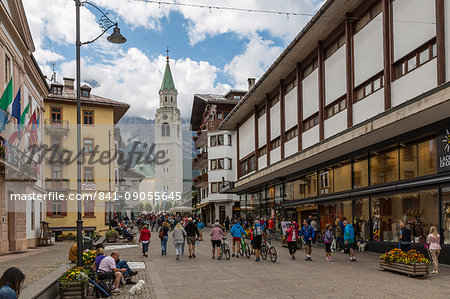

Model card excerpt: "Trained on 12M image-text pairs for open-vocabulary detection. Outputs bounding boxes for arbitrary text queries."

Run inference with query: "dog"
[128,280,145,295]
[357,241,367,252]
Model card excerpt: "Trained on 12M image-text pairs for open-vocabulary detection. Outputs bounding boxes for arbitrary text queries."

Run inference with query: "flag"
[25,110,38,147]
[19,100,30,139]
[0,78,13,112]
[8,88,21,143]
[0,79,13,132]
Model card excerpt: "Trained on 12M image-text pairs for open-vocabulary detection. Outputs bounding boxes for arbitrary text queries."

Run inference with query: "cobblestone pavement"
[109,229,449,299]
[0,242,72,288]
[2,230,450,298]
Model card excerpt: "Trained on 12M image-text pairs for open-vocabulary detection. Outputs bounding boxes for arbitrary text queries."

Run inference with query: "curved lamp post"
[74,0,126,267]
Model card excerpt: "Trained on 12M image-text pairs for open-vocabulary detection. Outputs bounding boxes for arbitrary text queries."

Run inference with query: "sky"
[22,0,324,120]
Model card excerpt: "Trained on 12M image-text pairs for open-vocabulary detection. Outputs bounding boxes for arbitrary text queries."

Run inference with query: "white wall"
[302,69,319,119]
[271,147,281,164]
[284,137,298,158]
[285,87,298,130]
[270,101,281,139]
[302,125,319,149]
[325,46,347,105]
[354,14,384,87]
[393,0,436,62]
[258,155,267,169]
[258,115,266,146]
[352,88,384,125]
[445,0,450,82]
[238,115,255,159]
[392,59,437,107]
[324,110,347,139]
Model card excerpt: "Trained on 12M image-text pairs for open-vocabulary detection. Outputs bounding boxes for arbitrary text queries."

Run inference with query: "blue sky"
[23,0,321,119]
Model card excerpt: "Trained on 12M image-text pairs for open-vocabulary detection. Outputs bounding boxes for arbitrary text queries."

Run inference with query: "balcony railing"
[44,119,70,136]
[194,130,207,149]
[192,151,207,170]
[193,173,208,187]
[82,182,96,190]
[207,119,223,131]
[46,178,70,192]
[0,136,39,180]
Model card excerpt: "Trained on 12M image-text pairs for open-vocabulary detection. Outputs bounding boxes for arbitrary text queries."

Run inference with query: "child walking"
[323,224,334,261]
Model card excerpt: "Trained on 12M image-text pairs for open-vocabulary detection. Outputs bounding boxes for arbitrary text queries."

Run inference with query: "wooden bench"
[94,236,107,248]
[49,226,96,242]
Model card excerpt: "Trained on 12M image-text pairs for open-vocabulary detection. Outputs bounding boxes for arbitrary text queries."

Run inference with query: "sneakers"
[176,255,179,260]
[111,289,120,293]
[326,257,334,262]
[130,271,138,276]
[192,254,196,258]
[431,270,438,274]
[188,255,192,258]
[305,255,312,261]
[291,256,296,260]
[218,256,221,260]
[236,254,239,258]
[255,257,260,262]
[212,256,215,259]
[232,254,235,257]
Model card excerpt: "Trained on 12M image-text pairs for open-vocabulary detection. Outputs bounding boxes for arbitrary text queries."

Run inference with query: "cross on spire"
[166,46,169,62]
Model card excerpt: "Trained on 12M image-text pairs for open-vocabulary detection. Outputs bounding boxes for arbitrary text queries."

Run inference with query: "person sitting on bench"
[97,251,125,293]
[123,225,134,242]
[92,248,106,273]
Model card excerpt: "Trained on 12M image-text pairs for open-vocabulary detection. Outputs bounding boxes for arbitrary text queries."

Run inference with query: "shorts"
[187,236,196,245]
[344,242,354,254]
[211,240,221,248]
[233,237,241,242]
[253,235,262,250]
[97,271,115,280]
[325,242,332,253]
[304,239,312,247]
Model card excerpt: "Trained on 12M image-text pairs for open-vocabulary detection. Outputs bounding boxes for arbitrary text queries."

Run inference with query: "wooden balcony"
[193,173,208,188]
[192,151,208,170]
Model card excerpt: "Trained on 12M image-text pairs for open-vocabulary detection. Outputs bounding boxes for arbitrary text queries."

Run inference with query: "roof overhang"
[220,0,363,130]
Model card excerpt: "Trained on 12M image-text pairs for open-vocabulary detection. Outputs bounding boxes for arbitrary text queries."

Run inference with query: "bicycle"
[218,237,231,260]
[260,237,277,262]
[239,235,251,258]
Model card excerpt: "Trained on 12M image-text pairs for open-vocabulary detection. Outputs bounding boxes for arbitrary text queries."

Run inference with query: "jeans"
[181,239,185,254]
[161,236,168,254]
[116,260,132,276]
[142,242,149,254]
[336,236,344,250]
[175,243,183,256]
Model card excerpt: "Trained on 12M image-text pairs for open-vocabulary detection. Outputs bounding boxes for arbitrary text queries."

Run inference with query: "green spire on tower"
[159,47,177,93]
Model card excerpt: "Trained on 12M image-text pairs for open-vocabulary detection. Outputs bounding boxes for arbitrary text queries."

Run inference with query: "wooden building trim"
[382,0,392,110]
[296,62,303,151]
[435,0,446,85]
[318,41,325,141]
[254,106,259,171]
[280,80,285,159]
[345,14,353,128]
[266,94,271,166]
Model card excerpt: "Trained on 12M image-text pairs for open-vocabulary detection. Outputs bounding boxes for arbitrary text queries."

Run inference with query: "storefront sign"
[438,129,450,172]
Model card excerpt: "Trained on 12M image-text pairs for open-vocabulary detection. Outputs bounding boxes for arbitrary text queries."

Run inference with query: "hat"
[214,222,220,227]
[188,217,193,221]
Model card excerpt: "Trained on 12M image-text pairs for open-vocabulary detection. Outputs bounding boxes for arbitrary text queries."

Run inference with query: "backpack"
[93,280,111,298]
[159,229,165,239]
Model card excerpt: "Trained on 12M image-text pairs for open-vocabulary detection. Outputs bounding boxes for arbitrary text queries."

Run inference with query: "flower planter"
[106,236,117,243]
[379,260,428,277]
[59,282,88,299]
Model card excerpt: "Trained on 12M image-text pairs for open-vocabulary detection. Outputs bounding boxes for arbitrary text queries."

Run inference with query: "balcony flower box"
[379,249,429,277]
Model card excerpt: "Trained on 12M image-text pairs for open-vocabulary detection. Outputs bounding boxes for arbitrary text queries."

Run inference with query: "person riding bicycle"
[253,220,264,262]
[230,220,246,258]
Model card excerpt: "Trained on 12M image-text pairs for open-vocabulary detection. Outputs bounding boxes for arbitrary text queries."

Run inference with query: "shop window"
[334,162,352,192]
[353,198,370,241]
[370,148,399,185]
[371,190,439,243]
[400,143,418,180]
[418,138,436,176]
[319,169,333,195]
[304,172,317,198]
[442,187,450,244]
[353,155,369,188]
[319,200,352,230]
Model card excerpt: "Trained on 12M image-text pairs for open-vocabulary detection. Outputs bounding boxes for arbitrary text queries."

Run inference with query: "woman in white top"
[426,226,441,274]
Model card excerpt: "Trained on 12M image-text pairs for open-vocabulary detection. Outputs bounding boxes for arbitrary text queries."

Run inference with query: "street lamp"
[74,0,126,267]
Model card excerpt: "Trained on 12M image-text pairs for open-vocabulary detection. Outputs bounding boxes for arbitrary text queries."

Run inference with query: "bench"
[94,236,107,248]
[49,226,96,242]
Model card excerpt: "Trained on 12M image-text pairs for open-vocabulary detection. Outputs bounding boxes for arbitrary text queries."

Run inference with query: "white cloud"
[224,36,283,89]
[59,48,229,120]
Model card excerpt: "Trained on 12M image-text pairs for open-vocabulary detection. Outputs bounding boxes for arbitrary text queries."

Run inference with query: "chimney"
[248,78,256,91]
[63,77,75,90]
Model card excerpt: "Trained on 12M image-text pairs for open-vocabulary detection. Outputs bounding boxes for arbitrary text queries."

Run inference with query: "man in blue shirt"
[343,220,356,261]
[299,219,315,261]
[230,221,246,257]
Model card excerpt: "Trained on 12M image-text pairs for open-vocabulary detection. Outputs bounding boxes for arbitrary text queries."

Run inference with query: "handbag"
[159,229,164,239]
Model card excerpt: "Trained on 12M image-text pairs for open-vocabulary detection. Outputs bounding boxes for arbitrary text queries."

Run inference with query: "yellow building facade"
[44,78,129,233]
